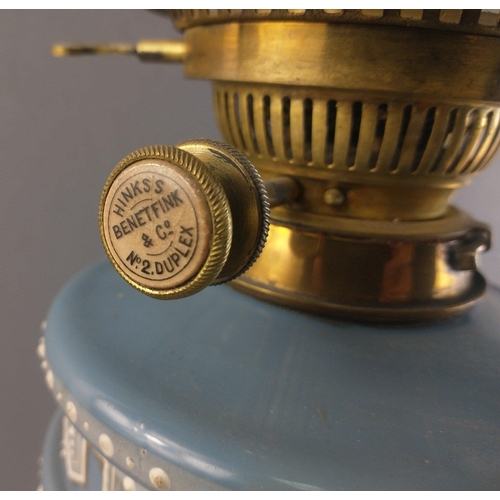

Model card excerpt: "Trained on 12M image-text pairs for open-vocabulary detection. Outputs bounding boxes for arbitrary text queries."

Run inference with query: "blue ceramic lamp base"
[40,260,500,490]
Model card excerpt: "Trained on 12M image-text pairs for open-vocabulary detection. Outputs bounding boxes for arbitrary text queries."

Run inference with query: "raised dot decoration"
[65,401,78,423]
[149,467,171,490]
[98,433,114,457]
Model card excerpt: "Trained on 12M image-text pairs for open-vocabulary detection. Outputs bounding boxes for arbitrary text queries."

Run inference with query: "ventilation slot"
[246,94,260,155]
[303,98,313,163]
[263,95,275,157]
[428,108,458,173]
[459,10,481,26]
[445,109,478,174]
[325,100,337,166]
[389,105,412,172]
[233,93,247,152]
[369,104,388,171]
[410,107,436,173]
[347,102,362,167]
[223,92,237,147]
[282,97,293,160]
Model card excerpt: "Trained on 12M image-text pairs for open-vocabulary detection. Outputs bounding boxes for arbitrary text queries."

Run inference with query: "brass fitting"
[99,140,300,299]
[61,9,500,321]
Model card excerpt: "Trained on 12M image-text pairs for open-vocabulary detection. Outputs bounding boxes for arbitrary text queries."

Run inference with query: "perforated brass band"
[214,82,500,222]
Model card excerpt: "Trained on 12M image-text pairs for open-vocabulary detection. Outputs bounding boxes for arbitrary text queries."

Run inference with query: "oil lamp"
[39,9,500,490]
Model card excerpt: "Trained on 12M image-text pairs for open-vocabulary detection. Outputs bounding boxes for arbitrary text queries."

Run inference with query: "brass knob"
[99,140,271,299]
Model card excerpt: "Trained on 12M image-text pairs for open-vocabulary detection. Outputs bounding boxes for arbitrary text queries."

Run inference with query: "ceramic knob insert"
[99,140,270,299]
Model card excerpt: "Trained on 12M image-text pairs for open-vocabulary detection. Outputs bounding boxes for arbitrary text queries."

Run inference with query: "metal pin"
[52,39,187,63]
[264,177,302,208]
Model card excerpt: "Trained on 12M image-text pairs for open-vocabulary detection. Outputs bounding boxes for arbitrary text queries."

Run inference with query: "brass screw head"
[324,187,346,207]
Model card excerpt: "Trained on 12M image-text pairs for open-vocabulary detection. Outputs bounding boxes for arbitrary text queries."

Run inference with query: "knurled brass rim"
[179,139,271,284]
[214,142,270,281]
[99,145,232,299]
[166,9,500,37]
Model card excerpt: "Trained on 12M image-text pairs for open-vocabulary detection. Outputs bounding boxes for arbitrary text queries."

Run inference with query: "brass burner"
[56,9,500,322]
[171,10,499,321]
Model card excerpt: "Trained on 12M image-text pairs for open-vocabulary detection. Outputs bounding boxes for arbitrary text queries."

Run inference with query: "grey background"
[0,10,499,491]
